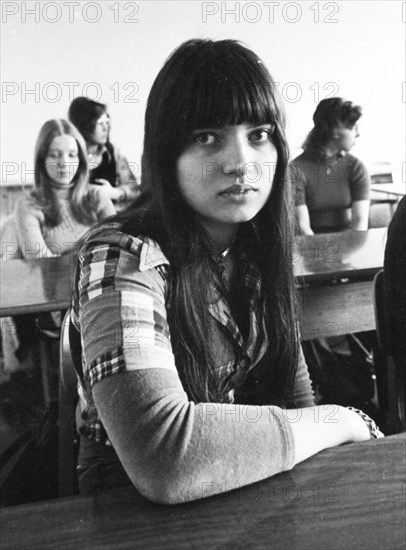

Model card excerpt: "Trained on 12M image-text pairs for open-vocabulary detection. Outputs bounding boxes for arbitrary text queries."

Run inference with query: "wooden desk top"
[294,228,387,282]
[2,433,405,550]
[0,253,76,317]
[0,229,388,317]
[371,182,405,197]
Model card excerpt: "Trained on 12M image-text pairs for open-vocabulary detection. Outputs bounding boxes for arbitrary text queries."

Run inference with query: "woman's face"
[89,113,110,146]
[45,134,79,188]
[176,123,278,244]
[333,121,360,152]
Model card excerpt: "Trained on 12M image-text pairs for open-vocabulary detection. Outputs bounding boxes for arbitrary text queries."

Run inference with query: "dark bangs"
[142,39,288,229]
[174,40,284,151]
[190,61,277,129]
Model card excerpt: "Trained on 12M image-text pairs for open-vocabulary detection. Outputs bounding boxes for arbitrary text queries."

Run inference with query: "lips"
[219,184,257,195]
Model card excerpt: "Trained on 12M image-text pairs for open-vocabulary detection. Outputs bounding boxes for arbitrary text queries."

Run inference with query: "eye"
[46,152,59,160]
[250,126,274,143]
[193,132,217,145]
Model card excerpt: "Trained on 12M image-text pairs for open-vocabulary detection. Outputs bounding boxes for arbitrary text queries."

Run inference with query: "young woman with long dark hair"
[71,40,382,504]
[68,97,140,205]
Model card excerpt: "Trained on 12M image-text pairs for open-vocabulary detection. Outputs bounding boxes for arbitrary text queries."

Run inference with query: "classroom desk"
[295,228,387,339]
[2,433,405,550]
[0,253,76,317]
[371,182,405,197]
[0,229,387,339]
[294,228,387,282]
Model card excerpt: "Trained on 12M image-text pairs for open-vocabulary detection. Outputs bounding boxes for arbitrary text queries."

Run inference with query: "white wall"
[1,0,405,185]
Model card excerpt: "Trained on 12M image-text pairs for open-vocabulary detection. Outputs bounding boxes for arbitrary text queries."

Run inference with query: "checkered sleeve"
[77,239,177,388]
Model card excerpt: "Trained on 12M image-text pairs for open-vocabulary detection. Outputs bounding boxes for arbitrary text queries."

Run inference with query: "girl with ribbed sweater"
[0,119,115,379]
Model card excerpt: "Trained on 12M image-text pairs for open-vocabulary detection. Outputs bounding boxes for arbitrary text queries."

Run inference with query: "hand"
[93,178,111,187]
[344,407,372,442]
[123,186,141,201]
[93,179,124,202]
[346,406,385,440]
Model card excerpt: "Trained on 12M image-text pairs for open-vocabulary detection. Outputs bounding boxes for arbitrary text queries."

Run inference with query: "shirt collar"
[83,223,169,272]
[139,237,169,271]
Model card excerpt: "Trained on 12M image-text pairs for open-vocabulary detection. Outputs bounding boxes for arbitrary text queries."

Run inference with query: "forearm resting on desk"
[295,205,314,235]
[289,406,370,463]
[93,370,370,505]
[14,211,57,259]
[351,199,370,231]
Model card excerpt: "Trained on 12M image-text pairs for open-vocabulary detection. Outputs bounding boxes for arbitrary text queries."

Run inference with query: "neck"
[50,185,72,199]
[87,144,102,155]
[323,143,343,159]
[201,223,238,255]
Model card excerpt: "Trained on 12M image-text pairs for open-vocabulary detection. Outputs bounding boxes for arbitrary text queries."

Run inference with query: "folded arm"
[78,241,370,504]
[115,149,141,202]
[295,205,314,235]
[351,199,370,231]
[15,198,57,259]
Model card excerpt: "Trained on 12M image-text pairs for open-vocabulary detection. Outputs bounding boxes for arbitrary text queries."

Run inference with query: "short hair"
[303,97,362,155]
[68,97,108,142]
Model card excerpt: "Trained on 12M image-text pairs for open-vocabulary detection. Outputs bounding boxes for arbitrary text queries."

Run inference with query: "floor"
[0,360,45,447]
[0,340,60,506]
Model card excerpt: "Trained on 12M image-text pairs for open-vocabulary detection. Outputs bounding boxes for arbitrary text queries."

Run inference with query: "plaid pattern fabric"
[208,254,268,383]
[72,223,174,442]
[71,223,285,442]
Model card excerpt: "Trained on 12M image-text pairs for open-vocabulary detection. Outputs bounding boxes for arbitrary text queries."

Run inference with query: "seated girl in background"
[0,119,115,379]
[292,98,370,235]
[12,118,116,259]
[68,97,140,205]
[71,39,382,504]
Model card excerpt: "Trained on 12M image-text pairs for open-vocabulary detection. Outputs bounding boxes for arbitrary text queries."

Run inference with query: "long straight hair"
[123,39,299,403]
[33,119,99,227]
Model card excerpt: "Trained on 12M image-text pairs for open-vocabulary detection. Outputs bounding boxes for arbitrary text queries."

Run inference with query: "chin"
[224,212,259,225]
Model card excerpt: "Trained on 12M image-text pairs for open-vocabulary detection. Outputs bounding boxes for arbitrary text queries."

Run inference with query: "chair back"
[373,270,405,431]
[373,270,391,353]
[369,200,397,229]
[58,309,79,497]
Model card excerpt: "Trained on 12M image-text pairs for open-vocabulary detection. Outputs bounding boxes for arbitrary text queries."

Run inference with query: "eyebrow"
[47,148,78,153]
[192,123,274,131]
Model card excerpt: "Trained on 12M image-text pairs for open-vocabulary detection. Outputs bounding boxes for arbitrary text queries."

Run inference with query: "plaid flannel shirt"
[72,222,313,443]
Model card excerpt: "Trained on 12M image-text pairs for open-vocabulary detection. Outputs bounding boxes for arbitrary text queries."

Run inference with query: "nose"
[58,154,69,165]
[221,137,251,178]
[223,162,248,179]
[56,155,75,172]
